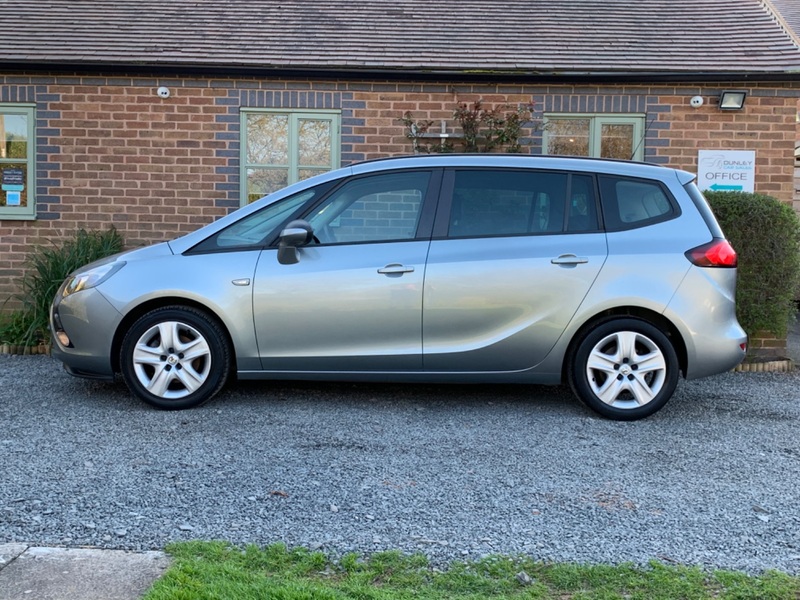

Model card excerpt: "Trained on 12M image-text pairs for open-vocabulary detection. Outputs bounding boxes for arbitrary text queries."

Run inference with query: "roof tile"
[1,0,799,75]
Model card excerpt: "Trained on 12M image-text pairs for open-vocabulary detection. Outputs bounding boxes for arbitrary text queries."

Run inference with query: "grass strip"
[143,541,800,600]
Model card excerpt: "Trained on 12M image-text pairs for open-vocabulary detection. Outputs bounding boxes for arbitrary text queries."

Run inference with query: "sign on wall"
[697,150,755,193]
[1,168,24,206]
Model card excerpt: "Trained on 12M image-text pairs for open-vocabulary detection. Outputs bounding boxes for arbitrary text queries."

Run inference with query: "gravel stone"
[1,354,800,574]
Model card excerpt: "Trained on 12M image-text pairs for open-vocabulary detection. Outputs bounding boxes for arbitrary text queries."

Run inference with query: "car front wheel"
[120,306,231,410]
[569,318,679,420]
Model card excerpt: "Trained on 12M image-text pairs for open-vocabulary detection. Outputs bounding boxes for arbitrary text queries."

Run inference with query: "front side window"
[305,171,431,244]
[241,109,340,205]
[0,105,35,220]
[544,114,645,161]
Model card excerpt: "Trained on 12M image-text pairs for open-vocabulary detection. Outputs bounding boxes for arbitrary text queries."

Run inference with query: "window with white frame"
[543,114,645,161]
[241,109,340,205]
[0,105,35,220]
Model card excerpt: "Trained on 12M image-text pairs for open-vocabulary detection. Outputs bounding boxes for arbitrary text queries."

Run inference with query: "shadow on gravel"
[219,379,585,414]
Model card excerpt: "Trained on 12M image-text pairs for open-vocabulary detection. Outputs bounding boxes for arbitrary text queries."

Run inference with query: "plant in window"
[4,133,26,159]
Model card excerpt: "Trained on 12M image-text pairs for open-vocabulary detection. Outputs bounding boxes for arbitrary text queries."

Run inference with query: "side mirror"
[277,220,314,265]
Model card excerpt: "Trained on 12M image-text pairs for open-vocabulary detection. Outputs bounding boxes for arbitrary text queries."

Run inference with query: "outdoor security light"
[719,90,747,110]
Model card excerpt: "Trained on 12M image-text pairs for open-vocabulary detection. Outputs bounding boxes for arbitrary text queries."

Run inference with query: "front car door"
[254,170,440,372]
[423,168,608,372]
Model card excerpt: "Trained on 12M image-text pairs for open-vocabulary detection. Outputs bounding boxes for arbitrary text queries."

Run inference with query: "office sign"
[697,150,755,193]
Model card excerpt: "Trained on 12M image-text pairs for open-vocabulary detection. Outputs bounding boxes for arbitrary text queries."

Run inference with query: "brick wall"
[1,73,798,307]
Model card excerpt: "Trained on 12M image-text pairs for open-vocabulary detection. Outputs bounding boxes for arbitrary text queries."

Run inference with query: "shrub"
[399,101,538,154]
[0,227,125,347]
[0,310,34,346]
[705,191,800,338]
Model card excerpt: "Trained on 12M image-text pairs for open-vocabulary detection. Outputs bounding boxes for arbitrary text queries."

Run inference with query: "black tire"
[568,318,679,421]
[120,306,231,410]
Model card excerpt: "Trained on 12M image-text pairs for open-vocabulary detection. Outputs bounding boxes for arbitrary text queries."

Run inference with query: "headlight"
[61,262,126,298]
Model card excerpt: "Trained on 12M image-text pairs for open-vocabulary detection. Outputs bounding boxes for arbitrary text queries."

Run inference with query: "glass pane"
[247,114,289,165]
[1,114,28,159]
[449,170,567,237]
[599,175,675,231]
[214,189,318,248]
[306,172,430,244]
[246,168,288,204]
[546,119,590,156]
[298,119,331,167]
[567,174,598,232]
[600,123,635,160]
[0,163,28,207]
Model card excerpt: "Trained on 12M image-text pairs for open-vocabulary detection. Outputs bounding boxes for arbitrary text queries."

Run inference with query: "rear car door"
[422,168,608,372]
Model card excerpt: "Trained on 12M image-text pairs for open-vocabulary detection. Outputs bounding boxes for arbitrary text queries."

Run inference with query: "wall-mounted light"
[719,90,747,110]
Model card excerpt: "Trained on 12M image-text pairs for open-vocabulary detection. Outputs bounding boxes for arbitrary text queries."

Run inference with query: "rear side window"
[598,175,678,231]
[447,168,604,238]
[447,170,601,238]
[448,170,567,237]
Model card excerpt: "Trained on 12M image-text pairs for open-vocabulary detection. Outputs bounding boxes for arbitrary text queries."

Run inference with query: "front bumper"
[50,287,122,380]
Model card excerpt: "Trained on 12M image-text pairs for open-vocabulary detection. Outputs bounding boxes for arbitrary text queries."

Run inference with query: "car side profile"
[50,155,746,420]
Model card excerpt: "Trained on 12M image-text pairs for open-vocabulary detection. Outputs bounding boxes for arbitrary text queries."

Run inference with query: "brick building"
[1,0,799,307]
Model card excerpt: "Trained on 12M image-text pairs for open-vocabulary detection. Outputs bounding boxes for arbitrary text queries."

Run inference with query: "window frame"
[240,108,341,207]
[543,113,645,161]
[0,104,36,220]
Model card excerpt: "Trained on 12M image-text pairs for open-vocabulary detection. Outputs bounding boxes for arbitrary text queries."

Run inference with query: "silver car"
[50,155,746,420]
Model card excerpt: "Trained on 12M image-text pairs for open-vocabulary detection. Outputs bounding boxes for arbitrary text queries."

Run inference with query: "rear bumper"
[665,266,747,380]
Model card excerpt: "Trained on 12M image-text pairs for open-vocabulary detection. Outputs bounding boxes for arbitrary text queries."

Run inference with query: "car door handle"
[377,264,415,275]
[551,254,589,265]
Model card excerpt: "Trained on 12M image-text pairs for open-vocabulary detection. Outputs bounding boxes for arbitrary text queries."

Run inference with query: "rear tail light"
[685,239,738,268]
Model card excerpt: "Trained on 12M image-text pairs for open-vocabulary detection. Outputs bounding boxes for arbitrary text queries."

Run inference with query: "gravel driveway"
[1,354,799,574]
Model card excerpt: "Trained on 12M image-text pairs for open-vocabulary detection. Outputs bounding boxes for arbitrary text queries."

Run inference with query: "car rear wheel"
[120,306,231,410]
[569,318,679,420]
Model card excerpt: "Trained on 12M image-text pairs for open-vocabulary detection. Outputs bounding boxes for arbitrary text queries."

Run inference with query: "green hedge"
[705,191,800,338]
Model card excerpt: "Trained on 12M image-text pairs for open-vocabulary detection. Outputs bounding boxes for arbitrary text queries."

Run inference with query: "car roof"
[350,154,693,183]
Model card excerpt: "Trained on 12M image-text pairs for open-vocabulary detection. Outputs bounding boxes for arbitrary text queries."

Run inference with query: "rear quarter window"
[599,175,679,231]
